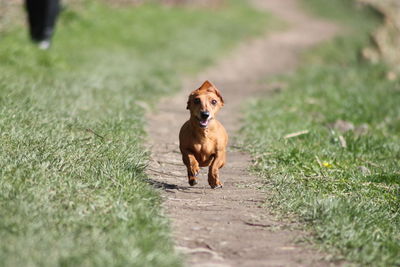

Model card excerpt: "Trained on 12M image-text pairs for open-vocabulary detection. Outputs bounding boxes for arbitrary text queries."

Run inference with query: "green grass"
[0,1,271,266]
[241,0,400,266]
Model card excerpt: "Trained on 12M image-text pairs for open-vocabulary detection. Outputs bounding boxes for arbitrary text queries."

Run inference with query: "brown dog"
[179,80,228,188]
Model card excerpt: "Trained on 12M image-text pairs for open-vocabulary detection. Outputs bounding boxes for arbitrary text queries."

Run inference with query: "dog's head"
[186,80,224,128]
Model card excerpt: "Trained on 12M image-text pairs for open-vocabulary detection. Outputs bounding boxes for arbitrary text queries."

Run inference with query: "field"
[241,0,400,265]
[0,1,270,266]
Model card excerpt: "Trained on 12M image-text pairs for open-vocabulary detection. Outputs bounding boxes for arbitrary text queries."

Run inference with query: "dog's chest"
[193,142,214,164]
[193,142,212,153]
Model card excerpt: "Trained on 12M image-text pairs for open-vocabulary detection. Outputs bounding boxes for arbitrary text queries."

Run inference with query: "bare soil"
[147,0,339,266]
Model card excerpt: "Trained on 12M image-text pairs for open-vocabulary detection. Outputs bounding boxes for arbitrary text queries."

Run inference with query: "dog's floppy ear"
[186,92,195,110]
[201,80,224,107]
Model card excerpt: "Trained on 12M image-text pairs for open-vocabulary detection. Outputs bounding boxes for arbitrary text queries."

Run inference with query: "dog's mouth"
[197,117,211,128]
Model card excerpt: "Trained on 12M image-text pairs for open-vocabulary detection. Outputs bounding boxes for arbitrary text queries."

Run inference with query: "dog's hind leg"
[182,151,200,186]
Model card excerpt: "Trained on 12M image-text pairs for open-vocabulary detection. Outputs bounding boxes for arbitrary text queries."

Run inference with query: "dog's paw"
[209,180,223,189]
[188,177,198,186]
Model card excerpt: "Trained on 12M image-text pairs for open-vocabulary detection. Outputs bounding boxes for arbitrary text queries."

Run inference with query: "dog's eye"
[194,98,201,104]
[211,99,217,105]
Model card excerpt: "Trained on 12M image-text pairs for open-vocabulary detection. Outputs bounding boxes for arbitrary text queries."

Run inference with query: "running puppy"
[179,80,228,188]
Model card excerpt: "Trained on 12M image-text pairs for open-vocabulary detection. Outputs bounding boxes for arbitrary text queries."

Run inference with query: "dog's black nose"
[200,111,210,119]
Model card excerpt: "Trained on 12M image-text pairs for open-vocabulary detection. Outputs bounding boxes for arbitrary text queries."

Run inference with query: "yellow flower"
[322,162,333,168]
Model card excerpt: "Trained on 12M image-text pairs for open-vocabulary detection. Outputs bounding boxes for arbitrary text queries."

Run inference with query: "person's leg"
[25,0,60,49]
[25,0,46,41]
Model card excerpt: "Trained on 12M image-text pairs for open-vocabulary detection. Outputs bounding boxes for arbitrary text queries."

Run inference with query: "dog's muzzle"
[199,111,210,128]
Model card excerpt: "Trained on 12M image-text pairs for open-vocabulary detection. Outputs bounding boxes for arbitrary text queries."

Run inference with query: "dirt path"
[147,0,338,266]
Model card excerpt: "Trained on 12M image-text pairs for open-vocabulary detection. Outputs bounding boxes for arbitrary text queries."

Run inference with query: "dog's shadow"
[145,178,188,190]
[145,178,208,194]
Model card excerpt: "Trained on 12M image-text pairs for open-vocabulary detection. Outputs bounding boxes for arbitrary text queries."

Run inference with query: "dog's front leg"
[182,151,200,186]
[208,151,225,189]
